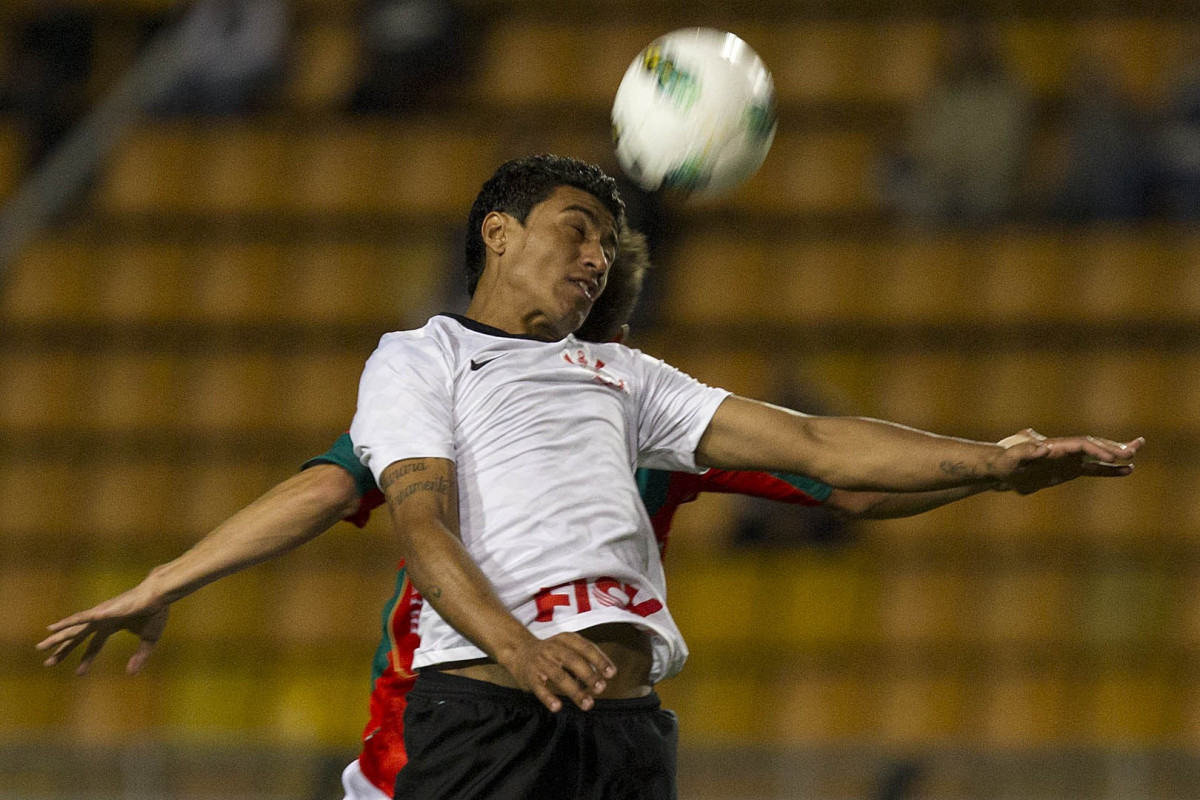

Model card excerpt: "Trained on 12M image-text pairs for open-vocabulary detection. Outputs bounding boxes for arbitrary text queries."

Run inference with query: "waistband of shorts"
[412,669,661,714]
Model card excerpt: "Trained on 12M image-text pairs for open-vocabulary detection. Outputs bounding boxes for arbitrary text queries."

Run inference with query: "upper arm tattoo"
[379,459,452,510]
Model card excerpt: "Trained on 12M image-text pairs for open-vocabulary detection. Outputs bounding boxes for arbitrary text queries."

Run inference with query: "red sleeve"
[693,469,825,506]
[344,488,385,528]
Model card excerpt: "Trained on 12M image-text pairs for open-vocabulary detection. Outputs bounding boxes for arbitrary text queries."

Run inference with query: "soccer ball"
[611,28,777,199]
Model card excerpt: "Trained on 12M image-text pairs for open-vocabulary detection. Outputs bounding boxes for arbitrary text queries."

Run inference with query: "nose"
[581,238,609,276]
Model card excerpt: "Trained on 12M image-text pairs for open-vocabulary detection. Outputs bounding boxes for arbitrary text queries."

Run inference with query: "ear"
[481,211,508,257]
[609,324,630,344]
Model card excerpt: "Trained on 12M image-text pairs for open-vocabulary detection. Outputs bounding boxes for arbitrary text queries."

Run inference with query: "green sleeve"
[301,432,378,498]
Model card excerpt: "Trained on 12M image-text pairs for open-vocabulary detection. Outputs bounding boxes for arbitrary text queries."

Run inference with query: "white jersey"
[350,314,729,682]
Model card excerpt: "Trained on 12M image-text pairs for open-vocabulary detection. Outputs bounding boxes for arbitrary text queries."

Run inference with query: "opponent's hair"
[575,227,650,343]
[464,154,626,295]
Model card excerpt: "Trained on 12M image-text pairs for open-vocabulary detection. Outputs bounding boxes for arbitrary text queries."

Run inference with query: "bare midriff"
[434,622,653,699]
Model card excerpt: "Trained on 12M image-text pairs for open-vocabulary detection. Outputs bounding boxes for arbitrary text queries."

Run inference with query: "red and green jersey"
[304,433,831,797]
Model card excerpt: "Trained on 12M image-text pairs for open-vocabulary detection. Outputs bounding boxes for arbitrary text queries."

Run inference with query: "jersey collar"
[439,313,570,343]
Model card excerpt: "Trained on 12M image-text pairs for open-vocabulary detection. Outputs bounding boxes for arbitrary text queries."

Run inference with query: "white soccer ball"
[611,28,777,199]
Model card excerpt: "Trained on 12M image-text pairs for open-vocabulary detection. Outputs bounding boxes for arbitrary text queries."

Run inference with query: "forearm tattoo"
[939,460,986,481]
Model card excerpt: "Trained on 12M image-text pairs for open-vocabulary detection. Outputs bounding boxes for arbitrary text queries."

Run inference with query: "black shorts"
[393,670,678,800]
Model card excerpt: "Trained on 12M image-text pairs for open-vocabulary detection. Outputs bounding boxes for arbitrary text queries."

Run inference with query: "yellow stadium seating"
[159,663,268,741]
[186,239,289,323]
[769,238,881,324]
[0,671,70,741]
[760,551,879,650]
[870,351,974,432]
[177,352,278,434]
[168,568,271,643]
[0,237,100,324]
[96,240,190,322]
[77,462,175,543]
[673,667,767,744]
[472,23,578,106]
[0,566,70,645]
[977,669,1073,746]
[730,132,875,214]
[0,349,85,432]
[269,566,385,647]
[285,20,359,111]
[876,566,974,646]
[1081,665,1174,745]
[65,673,159,745]
[174,459,277,534]
[272,351,366,435]
[263,654,372,746]
[973,567,1077,648]
[85,350,181,432]
[197,125,290,215]
[97,123,202,214]
[765,21,941,104]
[766,664,874,743]
[665,555,766,651]
[0,456,77,539]
[875,668,972,744]
[287,123,386,214]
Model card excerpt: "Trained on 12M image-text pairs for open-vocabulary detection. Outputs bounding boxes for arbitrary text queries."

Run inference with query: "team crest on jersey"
[562,346,629,393]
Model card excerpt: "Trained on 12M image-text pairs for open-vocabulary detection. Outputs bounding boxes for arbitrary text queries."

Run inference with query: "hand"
[36,584,169,676]
[501,632,617,713]
[995,432,1144,494]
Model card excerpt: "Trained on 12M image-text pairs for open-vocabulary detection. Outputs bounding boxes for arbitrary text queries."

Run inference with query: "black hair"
[464,154,626,295]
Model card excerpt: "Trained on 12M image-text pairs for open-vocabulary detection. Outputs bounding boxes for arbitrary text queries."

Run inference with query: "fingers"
[1038,435,1142,465]
[75,631,113,676]
[36,621,88,655]
[537,643,604,711]
[39,628,90,668]
[518,633,618,713]
[1080,462,1134,478]
[126,640,157,675]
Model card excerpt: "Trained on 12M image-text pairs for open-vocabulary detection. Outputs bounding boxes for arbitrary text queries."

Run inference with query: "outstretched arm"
[696,396,1140,493]
[37,464,362,674]
[381,457,615,713]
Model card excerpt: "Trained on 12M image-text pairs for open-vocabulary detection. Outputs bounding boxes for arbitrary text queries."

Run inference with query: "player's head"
[575,227,649,344]
[465,155,626,297]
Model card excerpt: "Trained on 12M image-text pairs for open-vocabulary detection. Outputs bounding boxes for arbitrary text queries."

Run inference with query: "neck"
[465,293,571,342]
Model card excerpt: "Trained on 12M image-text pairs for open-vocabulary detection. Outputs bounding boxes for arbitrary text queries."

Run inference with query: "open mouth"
[568,278,597,300]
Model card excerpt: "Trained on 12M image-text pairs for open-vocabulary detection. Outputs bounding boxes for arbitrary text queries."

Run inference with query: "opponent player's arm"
[379,457,615,713]
[37,464,362,675]
[823,485,989,519]
[695,396,1141,493]
[697,465,989,520]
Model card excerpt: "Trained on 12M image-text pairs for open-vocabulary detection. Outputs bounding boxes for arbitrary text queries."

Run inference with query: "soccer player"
[40,226,1029,800]
[40,216,1094,799]
[345,155,1139,798]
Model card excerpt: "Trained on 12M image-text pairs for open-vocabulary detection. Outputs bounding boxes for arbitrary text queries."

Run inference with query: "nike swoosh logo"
[470,357,499,371]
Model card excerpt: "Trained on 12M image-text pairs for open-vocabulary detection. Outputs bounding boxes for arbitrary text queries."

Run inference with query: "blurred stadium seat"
[0,4,1195,784]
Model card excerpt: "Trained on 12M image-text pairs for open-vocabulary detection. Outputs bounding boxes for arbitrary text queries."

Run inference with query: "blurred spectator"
[348,0,473,114]
[0,2,96,167]
[1157,46,1200,219]
[1050,57,1152,222]
[891,22,1032,227]
[149,0,289,116]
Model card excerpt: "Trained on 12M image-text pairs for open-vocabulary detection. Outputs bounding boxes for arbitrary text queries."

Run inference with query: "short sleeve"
[301,432,377,498]
[633,352,730,472]
[350,332,456,486]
